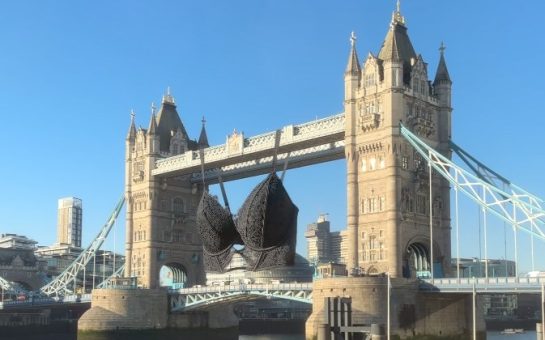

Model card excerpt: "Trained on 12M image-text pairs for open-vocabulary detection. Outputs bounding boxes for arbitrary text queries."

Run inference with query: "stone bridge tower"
[344,5,452,278]
[124,90,207,288]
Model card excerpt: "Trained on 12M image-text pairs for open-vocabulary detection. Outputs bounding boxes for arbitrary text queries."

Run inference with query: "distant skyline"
[0,1,544,273]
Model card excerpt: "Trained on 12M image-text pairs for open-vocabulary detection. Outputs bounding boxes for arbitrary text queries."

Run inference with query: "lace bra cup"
[196,173,298,272]
[196,191,241,273]
[235,173,298,270]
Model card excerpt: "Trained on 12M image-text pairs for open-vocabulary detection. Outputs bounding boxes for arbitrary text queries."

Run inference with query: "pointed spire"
[345,31,361,76]
[434,41,451,85]
[126,109,136,140]
[148,112,157,135]
[198,116,209,148]
[162,86,175,105]
[379,0,415,63]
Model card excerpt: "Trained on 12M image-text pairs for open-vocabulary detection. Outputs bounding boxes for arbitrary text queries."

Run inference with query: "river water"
[242,333,538,340]
[0,331,539,339]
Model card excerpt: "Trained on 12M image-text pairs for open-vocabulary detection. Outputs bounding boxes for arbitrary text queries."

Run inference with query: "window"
[369,236,378,250]
[413,78,420,93]
[173,198,184,214]
[365,73,375,87]
[402,156,408,170]
[361,159,367,172]
[379,156,385,169]
[369,157,376,170]
[417,195,427,214]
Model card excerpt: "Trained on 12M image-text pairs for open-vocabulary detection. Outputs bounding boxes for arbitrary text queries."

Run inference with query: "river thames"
[0,330,539,339]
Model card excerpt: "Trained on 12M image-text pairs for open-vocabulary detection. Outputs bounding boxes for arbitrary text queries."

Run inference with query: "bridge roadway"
[0,294,91,310]
[169,277,545,312]
[421,277,545,293]
[2,277,542,311]
[152,113,345,183]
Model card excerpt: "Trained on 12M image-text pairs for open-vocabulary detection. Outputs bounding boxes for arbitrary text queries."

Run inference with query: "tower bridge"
[1,3,544,339]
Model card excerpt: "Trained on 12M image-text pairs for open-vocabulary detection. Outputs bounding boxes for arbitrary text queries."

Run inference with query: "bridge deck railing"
[172,283,313,295]
[422,276,545,293]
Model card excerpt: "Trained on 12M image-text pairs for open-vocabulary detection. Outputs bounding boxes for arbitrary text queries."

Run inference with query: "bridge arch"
[403,238,445,279]
[159,262,188,289]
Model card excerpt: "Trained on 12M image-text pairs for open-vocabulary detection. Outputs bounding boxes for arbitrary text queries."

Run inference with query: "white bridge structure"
[153,113,345,183]
[1,113,545,312]
[169,283,313,312]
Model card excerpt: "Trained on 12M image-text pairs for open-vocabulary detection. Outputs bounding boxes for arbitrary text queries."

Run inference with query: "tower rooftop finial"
[162,86,175,105]
[439,41,446,55]
[391,0,405,26]
[201,116,206,126]
[151,102,156,115]
[130,109,135,120]
[350,31,357,48]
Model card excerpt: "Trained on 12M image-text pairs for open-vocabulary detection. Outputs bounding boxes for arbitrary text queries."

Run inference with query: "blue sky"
[0,1,543,274]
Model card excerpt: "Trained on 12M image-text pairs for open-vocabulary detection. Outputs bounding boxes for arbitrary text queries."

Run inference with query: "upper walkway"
[152,113,345,183]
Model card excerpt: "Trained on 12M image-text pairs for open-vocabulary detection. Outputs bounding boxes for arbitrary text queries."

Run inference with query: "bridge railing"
[172,283,313,295]
[428,276,545,285]
[422,276,545,293]
[0,293,92,310]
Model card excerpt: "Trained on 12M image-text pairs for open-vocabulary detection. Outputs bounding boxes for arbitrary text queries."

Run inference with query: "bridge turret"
[198,116,209,148]
[344,31,361,102]
[433,42,452,112]
[126,109,136,142]
[147,110,159,155]
[343,31,362,273]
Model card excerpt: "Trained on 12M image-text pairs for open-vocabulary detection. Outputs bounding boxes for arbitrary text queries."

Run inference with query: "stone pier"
[78,288,168,331]
[305,277,486,340]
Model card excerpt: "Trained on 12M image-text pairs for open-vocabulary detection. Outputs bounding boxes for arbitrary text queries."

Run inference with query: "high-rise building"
[57,197,83,248]
[305,215,348,265]
[305,214,331,264]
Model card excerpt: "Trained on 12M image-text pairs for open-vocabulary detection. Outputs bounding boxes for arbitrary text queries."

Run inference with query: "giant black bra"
[196,173,298,273]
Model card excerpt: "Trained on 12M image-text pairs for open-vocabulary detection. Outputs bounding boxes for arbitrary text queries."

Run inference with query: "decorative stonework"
[227,129,243,155]
[407,115,435,137]
[358,142,383,154]
[359,112,381,131]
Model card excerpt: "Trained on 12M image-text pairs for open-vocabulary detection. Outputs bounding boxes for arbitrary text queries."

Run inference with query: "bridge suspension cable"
[400,124,545,243]
[40,196,125,297]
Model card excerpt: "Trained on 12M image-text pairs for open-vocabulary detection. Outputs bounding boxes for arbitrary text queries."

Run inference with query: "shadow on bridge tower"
[124,89,206,289]
[343,4,453,279]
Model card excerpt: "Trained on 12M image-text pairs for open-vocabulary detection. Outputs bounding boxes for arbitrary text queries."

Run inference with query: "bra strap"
[280,152,290,182]
[271,129,281,172]
[217,172,231,213]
